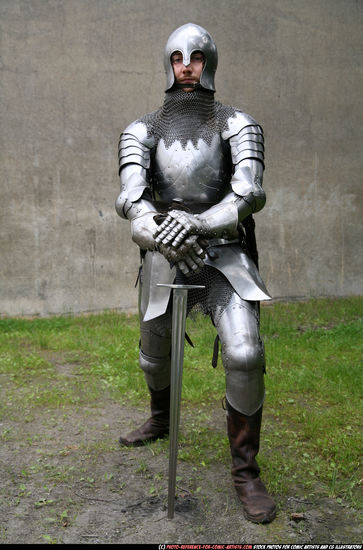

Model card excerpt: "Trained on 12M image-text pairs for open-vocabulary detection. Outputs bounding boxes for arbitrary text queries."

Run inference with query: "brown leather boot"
[119,385,170,447]
[226,399,276,523]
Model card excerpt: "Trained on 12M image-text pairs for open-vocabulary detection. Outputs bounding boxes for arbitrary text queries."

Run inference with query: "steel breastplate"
[138,88,235,210]
[151,133,232,206]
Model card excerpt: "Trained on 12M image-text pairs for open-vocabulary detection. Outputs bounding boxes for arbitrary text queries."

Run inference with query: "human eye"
[171,53,182,65]
[191,53,204,64]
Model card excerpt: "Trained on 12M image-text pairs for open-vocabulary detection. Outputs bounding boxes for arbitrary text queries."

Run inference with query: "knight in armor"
[115,23,276,524]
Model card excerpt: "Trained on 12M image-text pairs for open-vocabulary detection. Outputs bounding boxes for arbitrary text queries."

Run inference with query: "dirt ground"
[0,364,362,546]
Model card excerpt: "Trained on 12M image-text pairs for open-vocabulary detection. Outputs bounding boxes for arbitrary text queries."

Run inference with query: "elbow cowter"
[245,183,266,214]
[115,193,128,219]
[255,188,266,212]
[231,166,266,216]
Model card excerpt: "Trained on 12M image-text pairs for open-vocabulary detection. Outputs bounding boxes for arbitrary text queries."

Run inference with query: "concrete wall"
[1,0,362,316]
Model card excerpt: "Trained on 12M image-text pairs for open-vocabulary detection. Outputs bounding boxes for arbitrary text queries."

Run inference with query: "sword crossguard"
[157,283,205,290]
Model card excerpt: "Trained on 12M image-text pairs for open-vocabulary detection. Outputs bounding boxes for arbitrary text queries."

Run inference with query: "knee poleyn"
[139,350,170,375]
[222,339,264,374]
[139,350,170,391]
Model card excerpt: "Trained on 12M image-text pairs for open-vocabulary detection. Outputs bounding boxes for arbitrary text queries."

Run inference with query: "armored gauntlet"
[154,203,239,249]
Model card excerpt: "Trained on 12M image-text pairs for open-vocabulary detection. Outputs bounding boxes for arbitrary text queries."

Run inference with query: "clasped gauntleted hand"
[153,210,211,276]
[154,210,210,248]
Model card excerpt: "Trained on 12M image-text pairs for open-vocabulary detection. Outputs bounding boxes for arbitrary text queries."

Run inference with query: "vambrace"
[194,158,265,239]
[195,202,239,239]
[116,166,152,222]
[230,160,265,215]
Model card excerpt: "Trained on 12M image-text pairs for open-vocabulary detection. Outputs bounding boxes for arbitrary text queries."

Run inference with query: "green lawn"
[0,297,362,507]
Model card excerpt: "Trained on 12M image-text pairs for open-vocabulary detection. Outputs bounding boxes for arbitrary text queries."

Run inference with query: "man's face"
[171,50,205,92]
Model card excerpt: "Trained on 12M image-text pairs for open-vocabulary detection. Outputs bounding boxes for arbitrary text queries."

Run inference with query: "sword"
[157,283,205,519]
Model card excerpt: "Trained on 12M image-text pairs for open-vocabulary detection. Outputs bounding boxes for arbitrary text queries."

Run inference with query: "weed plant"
[0,297,361,508]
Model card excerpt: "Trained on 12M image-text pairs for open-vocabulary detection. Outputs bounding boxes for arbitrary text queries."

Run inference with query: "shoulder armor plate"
[118,120,156,174]
[222,112,264,167]
[221,111,261,140]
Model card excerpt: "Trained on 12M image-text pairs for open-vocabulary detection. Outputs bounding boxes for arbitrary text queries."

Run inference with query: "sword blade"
[157,283,204,520]
[168,287,188,519]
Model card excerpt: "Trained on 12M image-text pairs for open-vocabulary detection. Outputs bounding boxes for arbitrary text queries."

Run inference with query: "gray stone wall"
[1,0,362,316]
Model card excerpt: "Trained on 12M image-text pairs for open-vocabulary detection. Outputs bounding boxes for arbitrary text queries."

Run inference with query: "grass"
[0,297,362,508]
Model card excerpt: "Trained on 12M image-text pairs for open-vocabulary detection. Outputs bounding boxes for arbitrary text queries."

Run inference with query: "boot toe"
[235,479,276,524]
[119,420,169,447]
[119,431,146,447]
[242,494,276,524]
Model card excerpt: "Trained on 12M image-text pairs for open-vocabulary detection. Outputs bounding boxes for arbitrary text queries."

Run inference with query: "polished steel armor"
[164,23,218,92]
[115,23,270,416]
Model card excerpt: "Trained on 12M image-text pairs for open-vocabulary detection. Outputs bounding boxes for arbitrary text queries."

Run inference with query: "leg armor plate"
[139,311,172,391]
[214,296,265,416]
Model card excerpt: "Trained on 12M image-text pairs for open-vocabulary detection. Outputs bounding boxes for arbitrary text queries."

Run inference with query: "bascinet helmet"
[164,23,218,92]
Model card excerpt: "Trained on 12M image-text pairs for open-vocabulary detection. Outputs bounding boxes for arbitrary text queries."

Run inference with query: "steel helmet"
[164,23,218,92]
